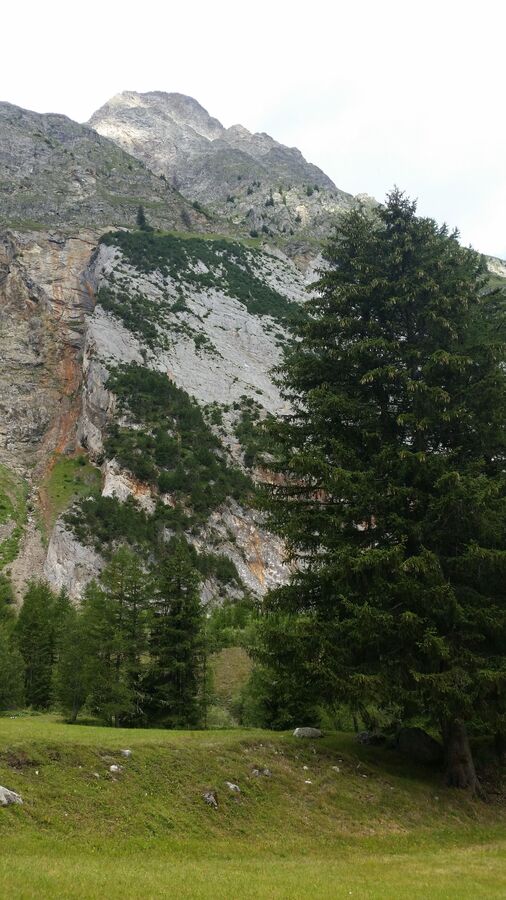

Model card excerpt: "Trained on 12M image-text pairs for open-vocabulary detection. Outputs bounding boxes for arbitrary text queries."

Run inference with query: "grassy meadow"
[0,715,505,898]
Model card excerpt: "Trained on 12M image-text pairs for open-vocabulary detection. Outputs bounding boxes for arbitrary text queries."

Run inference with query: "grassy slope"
[39,454,101,537]
[0,716,505,898]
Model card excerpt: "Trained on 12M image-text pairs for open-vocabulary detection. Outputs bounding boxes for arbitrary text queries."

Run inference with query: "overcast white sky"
[2,0,505,257]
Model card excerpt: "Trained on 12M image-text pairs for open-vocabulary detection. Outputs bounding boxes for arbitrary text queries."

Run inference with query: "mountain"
[89,91,356,238]
[0,101,206,232]
[0,97,324,605]
[2,95,502,607]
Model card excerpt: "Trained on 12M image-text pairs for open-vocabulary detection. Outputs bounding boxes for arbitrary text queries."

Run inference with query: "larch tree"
[145,539,204,728]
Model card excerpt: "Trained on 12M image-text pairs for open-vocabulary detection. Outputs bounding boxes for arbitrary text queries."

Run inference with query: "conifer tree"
[136,204,148,230]
[81,547,150,726]
[15,581,56,709]
[145,540,203,727]
[0,626,25,709]
[53,605,88,723]
[264,190,506,791]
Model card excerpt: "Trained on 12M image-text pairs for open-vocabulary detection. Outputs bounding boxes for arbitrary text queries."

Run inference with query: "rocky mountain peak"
[89,90,353,238]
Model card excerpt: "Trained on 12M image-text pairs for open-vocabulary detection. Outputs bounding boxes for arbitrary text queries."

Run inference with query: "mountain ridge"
[89,90,354,238]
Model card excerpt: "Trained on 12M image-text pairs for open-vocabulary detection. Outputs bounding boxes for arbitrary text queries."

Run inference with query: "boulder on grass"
[203,790,218,809]
[0,786,23,807]
[397,727,443,765]
[293,727,322,739]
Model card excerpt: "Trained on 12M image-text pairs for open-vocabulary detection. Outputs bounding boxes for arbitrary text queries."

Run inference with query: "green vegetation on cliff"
[104,363,251,520]
[101,230,303,326]
[0,464,27,570]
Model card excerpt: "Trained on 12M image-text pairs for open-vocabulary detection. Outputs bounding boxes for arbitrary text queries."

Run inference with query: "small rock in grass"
[305,780,312,784]
[225,781,241,793]
[0,786,23,807]
[293,727,322,739]
[252,767,272,778]
[331,766,340,773]
[203,790,218,809]
[120,749,132,759]
[303,765,309,770]
[109,764,123,774]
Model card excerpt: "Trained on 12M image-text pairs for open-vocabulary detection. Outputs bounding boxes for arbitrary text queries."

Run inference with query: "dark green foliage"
[15,581,56,709]
[233,656,320,730]
[103,363,251,524]
[144,540,204,727]
[0,626,25,709]
[263,190,506,787]
[66,494,166,553]
[205,596,258,651]
[234,395,274,469]
[60,543,237,728]
[136,205,153,231]
[81,548,151,726]
[100,230,303,326]
[97,286,163,349]
[53,605,88,723]
[0,574,15,626]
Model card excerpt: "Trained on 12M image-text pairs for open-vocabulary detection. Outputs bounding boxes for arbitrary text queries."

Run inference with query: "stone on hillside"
[109,764,123,774]
[0,786,23,807]
[396,727,443,765]
[120,749,132,758]
[251,767,272,777]
[293,727,322,739]
[225,781,241,793]
[203,790,218,808]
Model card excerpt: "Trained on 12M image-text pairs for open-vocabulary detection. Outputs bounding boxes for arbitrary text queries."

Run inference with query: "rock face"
[43,520,103,598]
[0,102,205,233]
[89,91,355,238]
[0,94,359,605]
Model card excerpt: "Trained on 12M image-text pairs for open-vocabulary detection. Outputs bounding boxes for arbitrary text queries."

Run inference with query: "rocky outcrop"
[0,229,98,475]
[0,786,23,807]
[0,102,205,233]
[43,519,103,599]
[0,98,329,604]
[89,91,355,239]
[293,727,323,739]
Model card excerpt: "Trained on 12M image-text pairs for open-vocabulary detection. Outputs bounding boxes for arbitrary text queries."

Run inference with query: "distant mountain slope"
[89,91,356,238]
[0,102,206,232]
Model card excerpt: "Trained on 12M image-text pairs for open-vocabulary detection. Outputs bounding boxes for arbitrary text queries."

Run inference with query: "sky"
[2,0,505,258]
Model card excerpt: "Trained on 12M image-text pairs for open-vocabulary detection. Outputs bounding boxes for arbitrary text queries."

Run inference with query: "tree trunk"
[494,732,506,762]
[442,719,480,793]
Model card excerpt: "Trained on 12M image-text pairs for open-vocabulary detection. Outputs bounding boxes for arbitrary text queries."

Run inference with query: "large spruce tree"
[264,190,506,791]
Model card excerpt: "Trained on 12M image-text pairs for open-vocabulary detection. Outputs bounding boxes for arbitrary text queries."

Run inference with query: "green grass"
[0,464,27,570]
[0,714,505,897]
[211,646,253,710]
[39,454,101,535]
